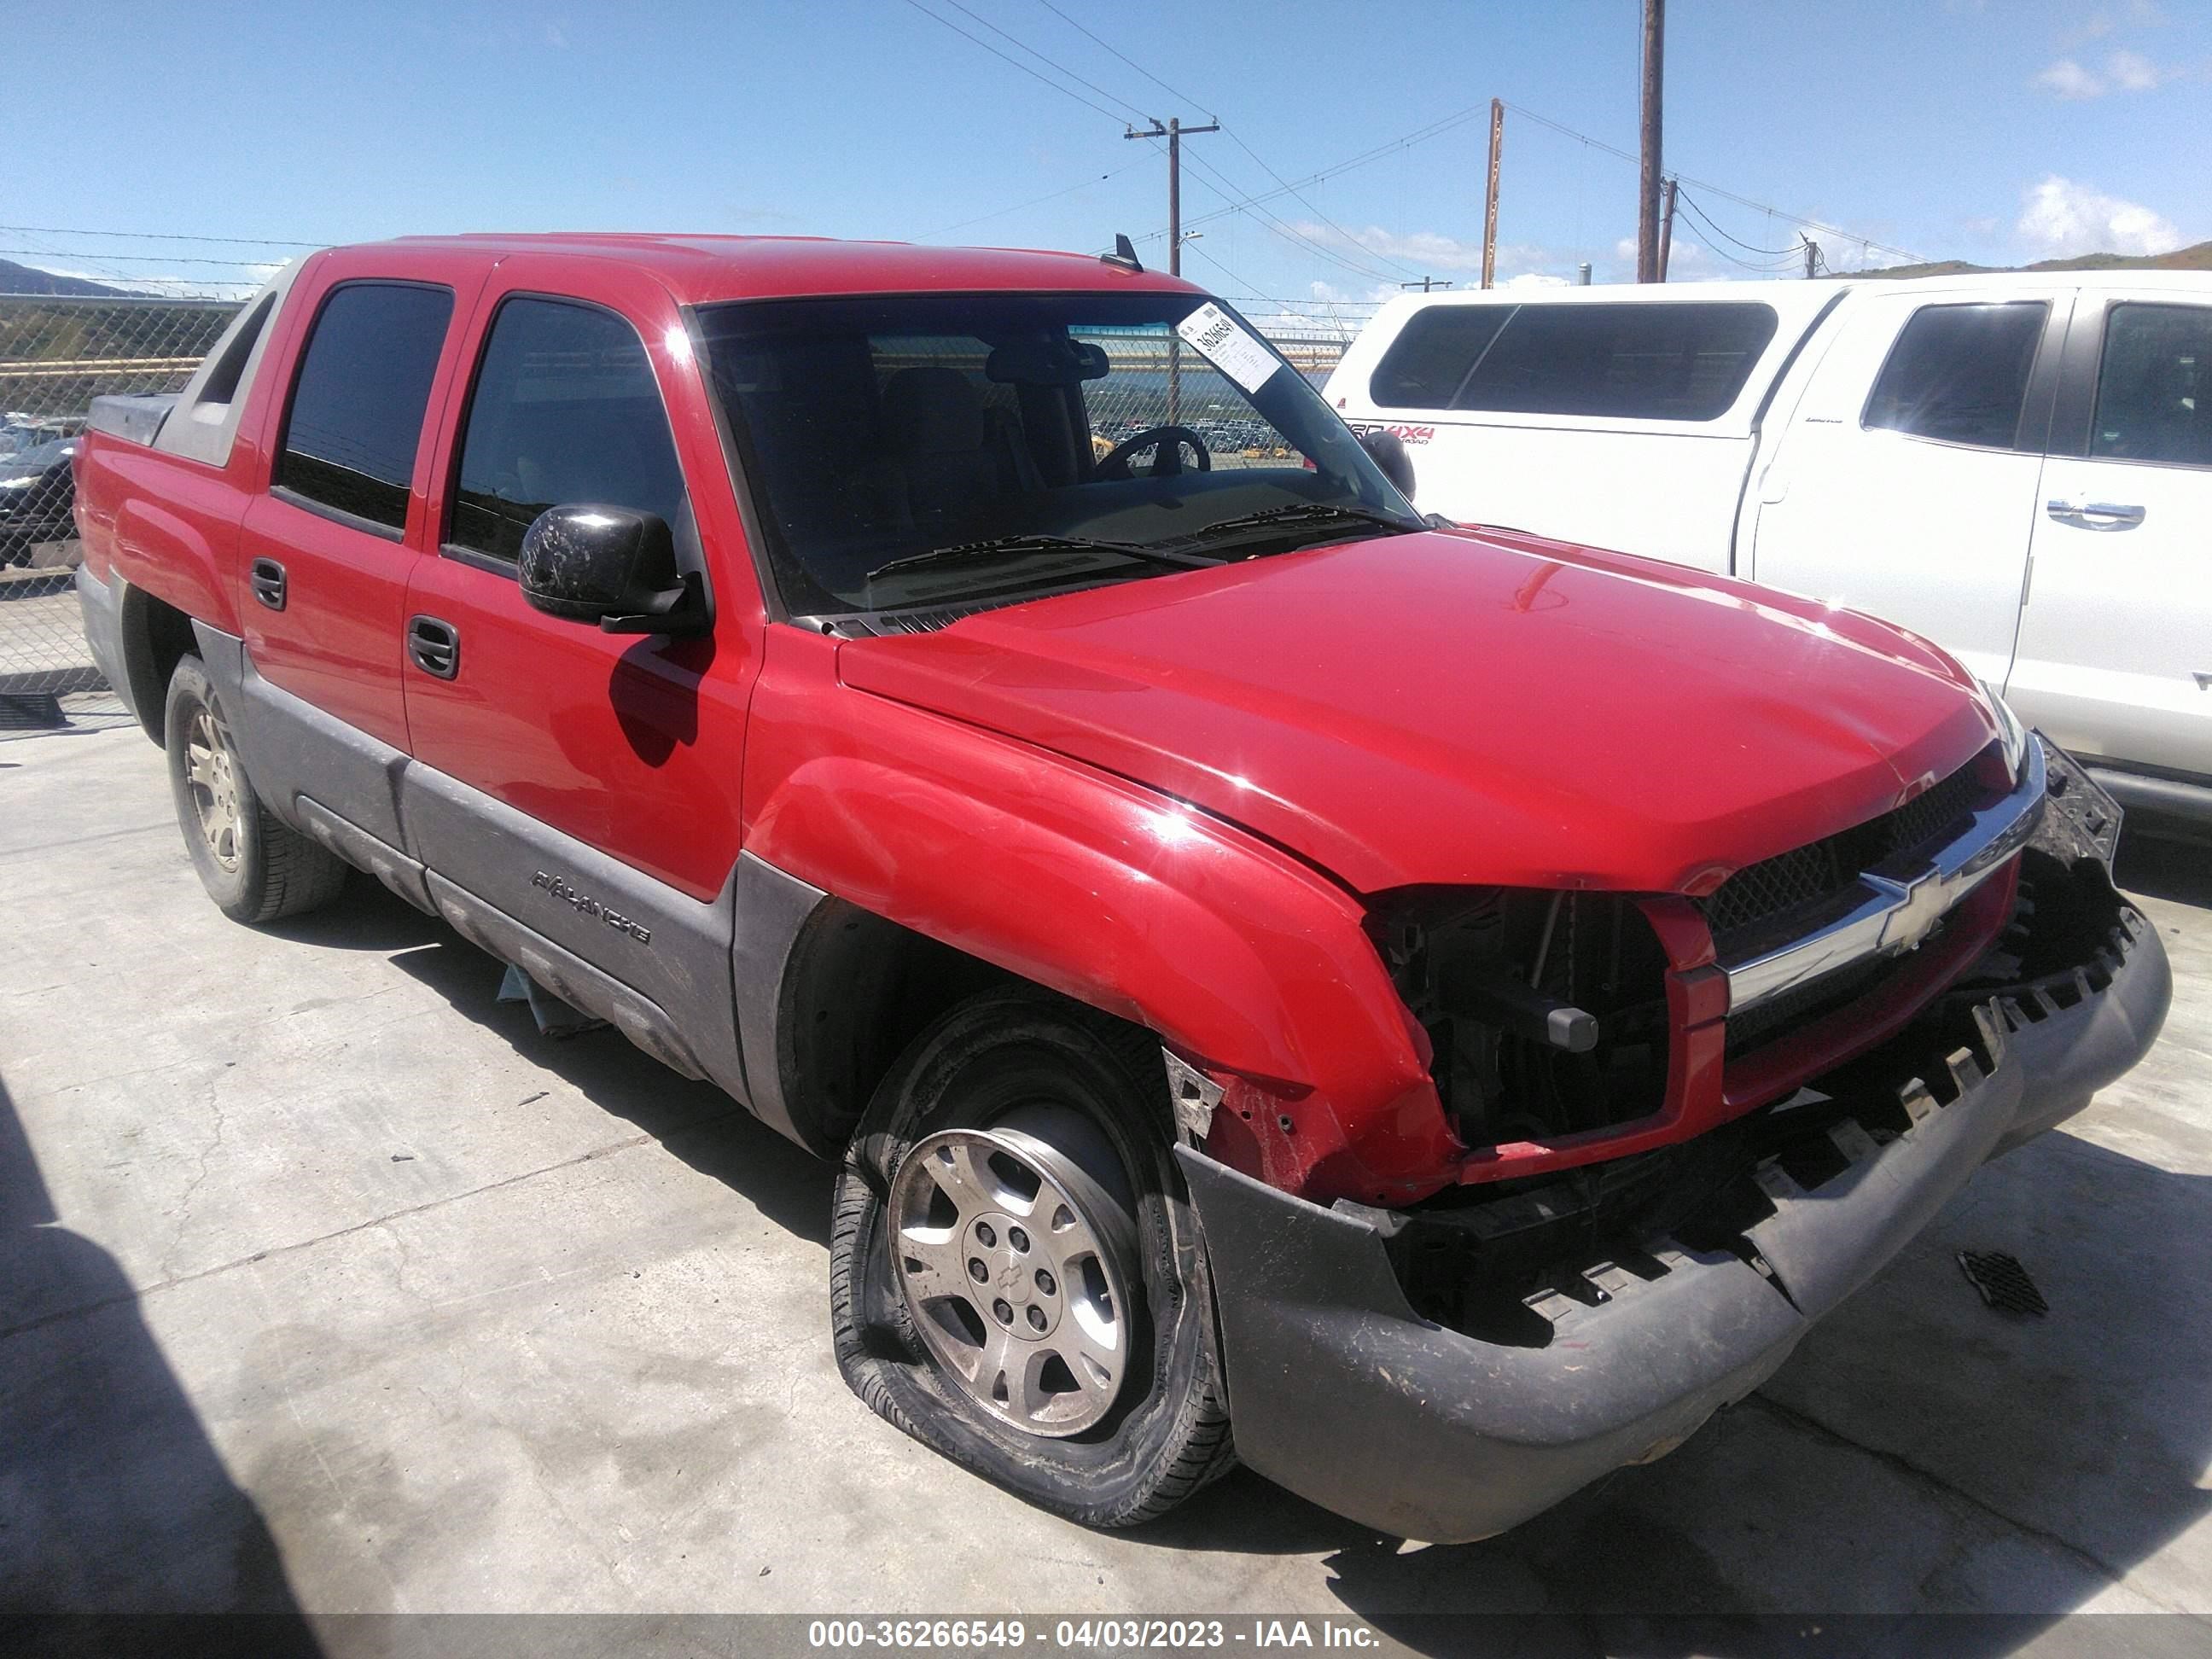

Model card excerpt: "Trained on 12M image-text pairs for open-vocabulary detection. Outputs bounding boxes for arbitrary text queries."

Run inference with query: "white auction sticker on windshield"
[1175,302,1281,395]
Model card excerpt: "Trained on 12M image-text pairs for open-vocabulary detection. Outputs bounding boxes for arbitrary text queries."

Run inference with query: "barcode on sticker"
[1174,302,1281,395]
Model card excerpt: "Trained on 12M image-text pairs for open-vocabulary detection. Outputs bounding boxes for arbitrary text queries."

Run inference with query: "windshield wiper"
[1160,502,1423,551]
[865,533,1219,585]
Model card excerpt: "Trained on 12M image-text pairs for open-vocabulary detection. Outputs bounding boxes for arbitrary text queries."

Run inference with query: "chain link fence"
[1070,332,1342,466]
[1,294,242,709]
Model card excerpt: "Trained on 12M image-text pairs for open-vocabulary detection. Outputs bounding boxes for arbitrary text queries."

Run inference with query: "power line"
[0,247,288,268]
[1665,218,1801,273]
[1173,148,1408,286]
[1673,187,1800,258]
[1216,128,1424,279]
[894,0,1130,125]
[921,157,1152,239]
[1173,147,1406,284]
[928,0,1153,124]
[1018,10,1427,282]
[1145,98,1499,247]
[0,224,322,248]
[1499,100,1925,265]
[1031,0,1212,117]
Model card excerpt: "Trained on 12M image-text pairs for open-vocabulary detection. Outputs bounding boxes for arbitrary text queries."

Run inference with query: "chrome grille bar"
[1720,737,2047,1017]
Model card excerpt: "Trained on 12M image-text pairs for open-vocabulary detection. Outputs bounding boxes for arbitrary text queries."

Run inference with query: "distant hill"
[1854,240,2212,281]
[0,258,126,297]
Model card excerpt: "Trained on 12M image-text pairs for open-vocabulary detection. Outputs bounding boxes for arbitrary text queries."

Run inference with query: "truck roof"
[1377,266,2212,315]
[324,233,1209,306]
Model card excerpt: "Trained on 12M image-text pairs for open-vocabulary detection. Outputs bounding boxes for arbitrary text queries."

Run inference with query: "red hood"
[835,527,1998,896]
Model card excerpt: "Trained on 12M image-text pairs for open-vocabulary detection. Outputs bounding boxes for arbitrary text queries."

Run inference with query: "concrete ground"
[3,719,2209,1646]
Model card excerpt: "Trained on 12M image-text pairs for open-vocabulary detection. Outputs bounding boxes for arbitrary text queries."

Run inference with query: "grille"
[1703,751,1999,949]
[1877,760,1990,861]
[1703,841,1842,938]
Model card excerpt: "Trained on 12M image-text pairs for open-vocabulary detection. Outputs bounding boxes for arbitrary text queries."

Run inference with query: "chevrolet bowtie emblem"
[1873,870,1953,954]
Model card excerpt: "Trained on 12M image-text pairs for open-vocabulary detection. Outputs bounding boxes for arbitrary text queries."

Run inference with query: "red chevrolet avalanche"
[73,234,2168,1541]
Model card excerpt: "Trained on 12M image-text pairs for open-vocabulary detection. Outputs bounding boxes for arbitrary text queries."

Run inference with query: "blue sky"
[8,0,2207,330]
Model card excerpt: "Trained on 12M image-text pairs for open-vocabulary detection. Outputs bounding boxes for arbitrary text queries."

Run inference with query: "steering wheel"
[1096,424,1214,480]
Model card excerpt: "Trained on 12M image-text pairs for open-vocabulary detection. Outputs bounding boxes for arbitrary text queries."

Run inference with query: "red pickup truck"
[73,234,2168,1543]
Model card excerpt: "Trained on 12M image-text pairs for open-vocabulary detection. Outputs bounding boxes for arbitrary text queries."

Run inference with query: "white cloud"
[2107,47,2163,86]
[1288,221,1492,275]
[1289,223,1609,287]
[2034,46,2187,97]
[2034,56,2107,96]
[2016,175,2185,257]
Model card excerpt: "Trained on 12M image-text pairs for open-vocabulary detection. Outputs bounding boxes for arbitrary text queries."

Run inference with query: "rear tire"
[164,654,348,923]
[831,987,1235,1528]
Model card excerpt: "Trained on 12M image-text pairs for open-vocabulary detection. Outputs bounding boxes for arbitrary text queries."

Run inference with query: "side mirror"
[1358,428,1417,499]
[518,504,707,635]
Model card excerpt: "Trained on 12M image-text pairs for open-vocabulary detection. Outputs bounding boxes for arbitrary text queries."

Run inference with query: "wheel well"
[118,585,199,745]
[774,901,1026,1155]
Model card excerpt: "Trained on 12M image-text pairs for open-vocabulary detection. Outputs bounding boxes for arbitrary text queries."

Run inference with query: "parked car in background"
[73,235,2164,1545]
[0,432,79,564]
[1325,274,2212,829]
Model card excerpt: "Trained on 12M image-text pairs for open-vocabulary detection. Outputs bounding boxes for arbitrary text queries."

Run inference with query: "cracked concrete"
[3,725,2210,1637]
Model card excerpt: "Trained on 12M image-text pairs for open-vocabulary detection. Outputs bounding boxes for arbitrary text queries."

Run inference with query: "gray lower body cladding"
[73,564,135,719]
[1180,897,2170,1543]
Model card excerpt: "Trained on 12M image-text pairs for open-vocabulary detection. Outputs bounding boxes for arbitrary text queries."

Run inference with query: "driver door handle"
[407,615,459,680]
[2046,498,2145,530]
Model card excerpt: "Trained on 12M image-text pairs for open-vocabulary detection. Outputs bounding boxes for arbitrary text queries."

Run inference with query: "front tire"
[831,988,1235,1528]
[164,654,348,923]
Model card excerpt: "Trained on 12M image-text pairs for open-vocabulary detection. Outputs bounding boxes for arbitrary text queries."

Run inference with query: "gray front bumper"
[1179,900,2169,1544]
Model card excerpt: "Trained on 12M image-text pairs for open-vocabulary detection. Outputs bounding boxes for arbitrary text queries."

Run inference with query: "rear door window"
[448,297,689,564]
[2090,302,2212,469]
[1862,301,2047,450]
[276,282,454,531]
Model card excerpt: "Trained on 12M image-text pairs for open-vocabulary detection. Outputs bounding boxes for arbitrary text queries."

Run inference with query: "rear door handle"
[2046,498,2145,530]
[249,557,286,609]
[407,614,460,680]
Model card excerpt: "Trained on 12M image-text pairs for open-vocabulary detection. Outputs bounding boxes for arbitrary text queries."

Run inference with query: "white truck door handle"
[2046,498,2145,529]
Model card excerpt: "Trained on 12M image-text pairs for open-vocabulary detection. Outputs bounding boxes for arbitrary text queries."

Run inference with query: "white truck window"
[1862,302,2045,451]
[2092,304,2212,469]
[1369,307,1513,410]
[1369,302,1775,422]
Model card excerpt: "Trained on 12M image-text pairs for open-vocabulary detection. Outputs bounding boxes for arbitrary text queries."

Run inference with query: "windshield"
[694,292,1419,617]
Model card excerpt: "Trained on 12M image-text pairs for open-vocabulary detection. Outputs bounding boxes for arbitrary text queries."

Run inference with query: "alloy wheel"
[183,704,244,871]
[888,1125,1138,1438]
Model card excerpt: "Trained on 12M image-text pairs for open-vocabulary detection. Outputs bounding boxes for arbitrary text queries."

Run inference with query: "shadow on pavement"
[288,876,837,1249]
[0,1076,321,1653]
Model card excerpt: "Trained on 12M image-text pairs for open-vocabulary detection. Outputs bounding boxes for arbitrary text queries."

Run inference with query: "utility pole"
[1126,115,1220,422]
[1802,236,1820,278]
[1400,276,1454,293]
[1481,98,1504,289]
[1637,0,1665,282]
[1656,177,1679,281]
